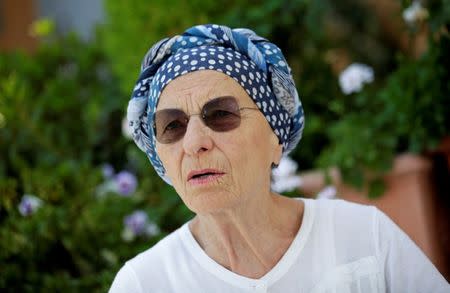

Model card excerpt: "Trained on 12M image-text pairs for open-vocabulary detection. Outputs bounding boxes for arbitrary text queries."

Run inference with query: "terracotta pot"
[299,153,448,279]
[0,0,38,52]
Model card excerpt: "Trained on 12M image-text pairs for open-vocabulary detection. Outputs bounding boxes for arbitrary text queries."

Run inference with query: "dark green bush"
[0,34,191,291]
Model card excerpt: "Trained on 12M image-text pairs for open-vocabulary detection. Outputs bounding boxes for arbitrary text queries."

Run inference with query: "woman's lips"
[188,173,224,186]
[187,169,225,186]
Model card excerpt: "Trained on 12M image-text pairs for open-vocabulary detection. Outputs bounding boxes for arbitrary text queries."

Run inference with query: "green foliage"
[1,0,449,290]
[102,0,218,93]
[0,35,192,291]
[319,20,450,196]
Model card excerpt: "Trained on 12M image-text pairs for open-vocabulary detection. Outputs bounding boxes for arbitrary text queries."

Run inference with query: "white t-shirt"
[109,199,449,292]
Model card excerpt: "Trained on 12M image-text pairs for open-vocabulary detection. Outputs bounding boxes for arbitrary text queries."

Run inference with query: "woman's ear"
[271,142,283,167]
[268,128,283,167]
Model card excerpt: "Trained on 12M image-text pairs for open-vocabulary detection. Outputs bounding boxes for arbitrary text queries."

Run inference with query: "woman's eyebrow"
[157,96,205,112]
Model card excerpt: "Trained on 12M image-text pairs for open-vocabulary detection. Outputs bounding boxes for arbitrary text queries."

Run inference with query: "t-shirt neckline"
[179,198,315,289]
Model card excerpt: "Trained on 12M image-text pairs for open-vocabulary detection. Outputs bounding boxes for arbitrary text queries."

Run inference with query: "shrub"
[0,34,191,291]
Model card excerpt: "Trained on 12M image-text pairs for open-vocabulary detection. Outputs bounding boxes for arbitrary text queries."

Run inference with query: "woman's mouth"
[187,169,225,186]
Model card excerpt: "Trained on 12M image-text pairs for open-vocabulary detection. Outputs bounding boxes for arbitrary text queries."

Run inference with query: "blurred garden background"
[1,0,449,291]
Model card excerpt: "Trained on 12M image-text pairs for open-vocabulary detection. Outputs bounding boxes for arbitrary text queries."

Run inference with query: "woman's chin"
[181,190,242,215]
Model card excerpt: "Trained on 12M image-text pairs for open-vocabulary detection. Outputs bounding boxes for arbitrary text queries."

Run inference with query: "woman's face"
[155,70,282,214]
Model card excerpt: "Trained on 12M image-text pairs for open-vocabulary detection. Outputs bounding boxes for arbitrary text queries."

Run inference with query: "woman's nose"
[182,116,213,156]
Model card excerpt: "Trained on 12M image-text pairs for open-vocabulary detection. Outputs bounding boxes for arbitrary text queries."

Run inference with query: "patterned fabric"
[127,24,305,184]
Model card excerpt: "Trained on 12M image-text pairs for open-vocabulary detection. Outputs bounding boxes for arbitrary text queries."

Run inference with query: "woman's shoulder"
[128,223,188,269]
[110,224,190,292]
[306,197,378,219]
[303,198,381,250]
[302,197,379,225]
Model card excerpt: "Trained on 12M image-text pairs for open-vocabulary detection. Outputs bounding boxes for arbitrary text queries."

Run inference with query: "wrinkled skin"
[155,70,303,279]
[156,70,282,214]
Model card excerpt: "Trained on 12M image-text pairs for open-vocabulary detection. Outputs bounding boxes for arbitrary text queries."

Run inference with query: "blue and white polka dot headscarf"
[127,24,305,184]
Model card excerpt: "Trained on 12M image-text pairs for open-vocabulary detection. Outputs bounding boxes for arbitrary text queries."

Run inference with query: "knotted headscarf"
[127,24,304,184]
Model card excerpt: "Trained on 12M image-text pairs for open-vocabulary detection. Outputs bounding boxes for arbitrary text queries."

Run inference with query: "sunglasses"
[153,96,259,144]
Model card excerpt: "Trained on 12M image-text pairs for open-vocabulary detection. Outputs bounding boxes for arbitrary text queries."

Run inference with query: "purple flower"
[122,210,160,242]
[114,171,137,196]
[102,163,115,179]
[124,210,148,236]
[18,194,43,216]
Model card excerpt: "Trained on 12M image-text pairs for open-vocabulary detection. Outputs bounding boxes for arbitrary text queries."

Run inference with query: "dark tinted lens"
[202,96,241,132]
[154,109,188,144]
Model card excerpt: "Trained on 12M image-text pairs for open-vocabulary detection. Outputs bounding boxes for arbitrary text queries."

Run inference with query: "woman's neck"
[189,193,304,279]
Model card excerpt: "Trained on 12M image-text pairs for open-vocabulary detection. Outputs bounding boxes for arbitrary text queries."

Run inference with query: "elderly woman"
[110,24,448,292]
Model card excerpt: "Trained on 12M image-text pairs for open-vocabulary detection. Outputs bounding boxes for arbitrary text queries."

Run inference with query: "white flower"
[403,1,429,24]
[272,156,298,178]
[339,63,374,95]
[122,116,133,140]
[95,179,118,197]
[316,186,337,200]
[271,156,303,193]
[272,175,303,193]
[121,227,135,242]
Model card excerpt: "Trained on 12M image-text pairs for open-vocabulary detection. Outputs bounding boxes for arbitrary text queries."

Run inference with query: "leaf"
[368,178,385,199]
